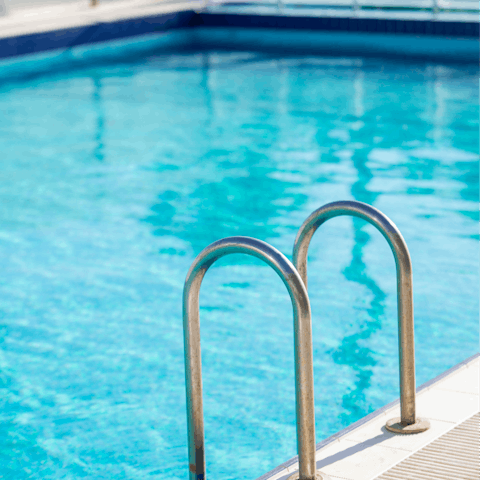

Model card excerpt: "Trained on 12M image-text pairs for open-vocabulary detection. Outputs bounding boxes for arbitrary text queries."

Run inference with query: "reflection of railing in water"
[293,200,430,434]
[92,75,105,161]
[339,99,384,424]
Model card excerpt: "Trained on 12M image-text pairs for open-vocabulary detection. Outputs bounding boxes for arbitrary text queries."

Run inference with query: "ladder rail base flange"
[385,417,431,434]
[287,470,332,480]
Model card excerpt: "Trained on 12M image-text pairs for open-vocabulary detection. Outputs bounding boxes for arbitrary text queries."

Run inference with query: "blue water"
[0,33,478,480]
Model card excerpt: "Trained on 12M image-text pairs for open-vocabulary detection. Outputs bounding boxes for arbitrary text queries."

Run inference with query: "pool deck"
[0,0,199,41]
[259,352,479,480]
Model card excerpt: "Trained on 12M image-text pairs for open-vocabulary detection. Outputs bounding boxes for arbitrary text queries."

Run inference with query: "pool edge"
[0,7,479,62]
[256,351,480,480]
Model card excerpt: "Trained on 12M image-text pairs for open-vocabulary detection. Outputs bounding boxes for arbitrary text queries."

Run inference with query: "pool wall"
[0,8,479,62]
[0,10,196,59]
[195,11,480,37]
[190,26,480,62]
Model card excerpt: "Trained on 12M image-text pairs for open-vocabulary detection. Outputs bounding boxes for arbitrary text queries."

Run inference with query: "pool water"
[0,33,478,480]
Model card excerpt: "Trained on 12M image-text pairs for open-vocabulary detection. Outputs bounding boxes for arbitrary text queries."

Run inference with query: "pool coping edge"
[256,351,480,480]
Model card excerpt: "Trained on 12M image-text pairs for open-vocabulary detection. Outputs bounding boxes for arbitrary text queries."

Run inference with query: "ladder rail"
[292,200,430,433]
[183,236,328,480]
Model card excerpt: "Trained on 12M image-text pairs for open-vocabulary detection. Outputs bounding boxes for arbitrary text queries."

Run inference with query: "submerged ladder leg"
[293,200,430,434]
[183,236,331,480]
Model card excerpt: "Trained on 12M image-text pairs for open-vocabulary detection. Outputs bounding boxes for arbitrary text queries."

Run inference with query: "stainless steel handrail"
[183,236,330,480]
[293,200,430,434]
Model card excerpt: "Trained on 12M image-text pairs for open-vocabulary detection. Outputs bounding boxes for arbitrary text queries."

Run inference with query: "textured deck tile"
[373,413,480,479]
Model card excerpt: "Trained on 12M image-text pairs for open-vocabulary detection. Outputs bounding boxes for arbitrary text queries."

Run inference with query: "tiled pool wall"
[0,9,479,62]
[0,10,196,59]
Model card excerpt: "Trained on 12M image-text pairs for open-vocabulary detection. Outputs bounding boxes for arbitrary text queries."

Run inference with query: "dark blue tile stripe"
[0,11,196,59]
[194,12,480,37]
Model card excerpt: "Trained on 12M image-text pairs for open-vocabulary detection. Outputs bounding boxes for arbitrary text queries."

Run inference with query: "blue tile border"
[0,10,196,59]
[0,29,197,84]
[191,26,479,63]
[0,9,478,62]
[194,12,479,37]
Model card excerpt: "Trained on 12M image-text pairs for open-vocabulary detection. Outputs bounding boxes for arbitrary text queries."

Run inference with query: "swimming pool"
[0,32,478,480]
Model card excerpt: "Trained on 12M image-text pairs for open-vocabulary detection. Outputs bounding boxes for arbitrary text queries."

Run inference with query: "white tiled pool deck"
[261,354,479,480]
[0,0,201,40]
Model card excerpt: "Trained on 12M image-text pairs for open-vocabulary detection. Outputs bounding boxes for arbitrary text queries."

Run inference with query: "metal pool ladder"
[293,200,430,434]
[183,236,331,480]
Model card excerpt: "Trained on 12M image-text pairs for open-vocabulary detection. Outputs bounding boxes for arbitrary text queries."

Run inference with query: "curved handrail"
[293,200,428,432]
[183,236,326,480]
